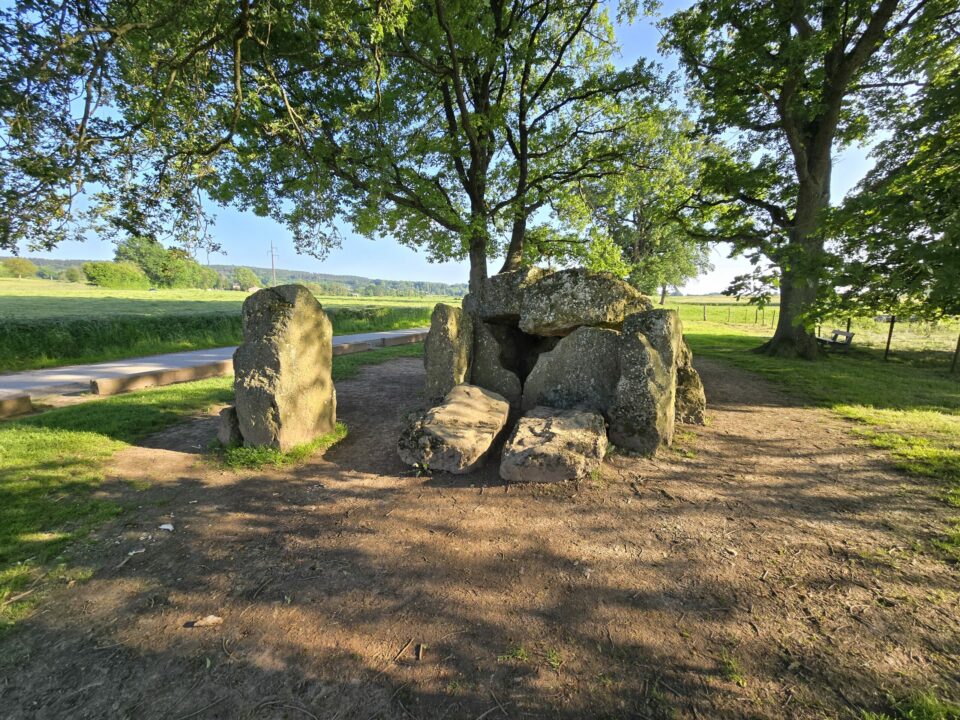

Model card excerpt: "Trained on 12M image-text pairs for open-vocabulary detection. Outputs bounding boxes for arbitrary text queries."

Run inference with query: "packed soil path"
[2,358,957,719]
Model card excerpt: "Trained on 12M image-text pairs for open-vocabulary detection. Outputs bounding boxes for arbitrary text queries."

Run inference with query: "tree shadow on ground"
[1,357,957,719]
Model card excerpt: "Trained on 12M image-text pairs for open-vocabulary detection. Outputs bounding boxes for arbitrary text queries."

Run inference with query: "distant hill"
[21,258,468,297]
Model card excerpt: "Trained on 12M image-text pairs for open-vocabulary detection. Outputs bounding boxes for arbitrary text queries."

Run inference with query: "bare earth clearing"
[2,358,958,719]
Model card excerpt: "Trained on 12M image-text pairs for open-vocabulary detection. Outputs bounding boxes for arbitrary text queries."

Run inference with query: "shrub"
[81,261,150,289]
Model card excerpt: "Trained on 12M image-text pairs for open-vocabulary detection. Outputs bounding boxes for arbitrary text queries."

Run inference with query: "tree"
[547,111,715,297]
[82,261,150,289]
[0,0,676,294]
[1,257,38,278]
[232,267,260,289]
[62,266,86,283]
[115,236,218,288]
[661,0,954,358]
[825,28,959,325]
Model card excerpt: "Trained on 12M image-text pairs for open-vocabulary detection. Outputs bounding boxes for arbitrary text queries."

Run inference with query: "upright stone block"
[233,284,336,451]
[521,326,621,412]
[607,310,680,453]
[471,322,523,406]
[423,303,473,404]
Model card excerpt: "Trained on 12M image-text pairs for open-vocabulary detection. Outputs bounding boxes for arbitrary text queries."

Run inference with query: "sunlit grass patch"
[219,422,348,469]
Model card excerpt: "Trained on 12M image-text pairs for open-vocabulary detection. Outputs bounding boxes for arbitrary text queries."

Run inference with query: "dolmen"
[399,267,707,482]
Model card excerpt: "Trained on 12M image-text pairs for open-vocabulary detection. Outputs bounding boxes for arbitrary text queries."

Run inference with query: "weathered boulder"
[217,406,242,446]
[424,303,473,404]
[519,268,653,336]
[233,284,336,451]
[473,267,549,322]
[676,365,706,424]
[675,339,706,424]
[500,407,607,483]
[521,327,620,412]
[607,310,680,453]
[629,308,683,369]
[398,384,510,473]
[471,322,523,405]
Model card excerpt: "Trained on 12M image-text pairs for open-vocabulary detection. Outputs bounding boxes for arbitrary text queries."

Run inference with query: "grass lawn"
[685,321,960,559]
[0,342,423,634]
[0,278,447,371]
[0,277,458,319]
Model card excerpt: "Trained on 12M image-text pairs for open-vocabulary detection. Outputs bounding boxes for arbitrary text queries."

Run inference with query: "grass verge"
[862,691,960,719]
[220,422,348,469]
[686,325,960,558]
[0,342,423,634]
[0,304,431,372]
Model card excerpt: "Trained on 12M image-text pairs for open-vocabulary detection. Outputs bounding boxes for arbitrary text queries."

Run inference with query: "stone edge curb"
[90,332,429,396]
[0,394,33,419]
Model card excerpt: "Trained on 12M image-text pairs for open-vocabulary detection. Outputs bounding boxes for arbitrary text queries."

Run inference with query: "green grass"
[220,422,348,469]
[862,692,960,719]
[685,323,960,557]
[0,342,423,634]
[0,278,442,371]
[0,278,457,319]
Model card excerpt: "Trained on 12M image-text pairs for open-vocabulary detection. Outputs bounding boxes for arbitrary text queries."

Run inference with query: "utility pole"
[269,241,278,286]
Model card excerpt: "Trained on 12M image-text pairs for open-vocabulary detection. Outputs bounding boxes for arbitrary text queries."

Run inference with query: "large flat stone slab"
[398,384,509,474]
[500,407,607,483]
[519,268,652,336]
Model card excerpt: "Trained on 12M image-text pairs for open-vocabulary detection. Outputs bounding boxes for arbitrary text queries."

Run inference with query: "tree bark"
[760,171,829,360]
[467,223,488,295]
[660,285,667,305]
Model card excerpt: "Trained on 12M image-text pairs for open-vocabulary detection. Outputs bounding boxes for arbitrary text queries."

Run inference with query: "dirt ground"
[1,357,957,720]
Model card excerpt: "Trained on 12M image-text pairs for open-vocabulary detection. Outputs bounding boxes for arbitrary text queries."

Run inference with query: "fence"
[665,300,960,371]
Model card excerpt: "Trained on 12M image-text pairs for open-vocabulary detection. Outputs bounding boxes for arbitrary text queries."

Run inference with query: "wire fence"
[665,301,960,371]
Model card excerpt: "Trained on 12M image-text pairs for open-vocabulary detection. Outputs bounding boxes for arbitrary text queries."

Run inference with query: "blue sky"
[31,1,876,294]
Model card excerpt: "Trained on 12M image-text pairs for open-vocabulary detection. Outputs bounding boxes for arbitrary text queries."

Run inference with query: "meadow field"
[0,278,452,371]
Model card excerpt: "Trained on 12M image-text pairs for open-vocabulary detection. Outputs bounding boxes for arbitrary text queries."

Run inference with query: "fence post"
[884,315,896,360]
[771,310,777,328]
[754,307,758,323]
[952,330,959,374]
[702,304,707,321]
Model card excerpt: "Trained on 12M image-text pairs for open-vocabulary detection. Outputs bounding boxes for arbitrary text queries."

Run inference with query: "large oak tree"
[661,0,955,358]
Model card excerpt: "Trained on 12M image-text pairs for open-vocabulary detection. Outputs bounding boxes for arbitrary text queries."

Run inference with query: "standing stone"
[607,310,681,453]
[519,268,653,336]
[676,365,706,424]
[217,406,242,446]
[233,284,336,451]
[676,339,706,424]
[398,384,510,474]
[521,327,621,412]
[424,303,473,404]
[500,407,607,483]
[471,322,522,405]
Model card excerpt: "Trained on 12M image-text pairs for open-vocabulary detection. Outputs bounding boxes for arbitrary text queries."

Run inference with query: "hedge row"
[0,305,434,372]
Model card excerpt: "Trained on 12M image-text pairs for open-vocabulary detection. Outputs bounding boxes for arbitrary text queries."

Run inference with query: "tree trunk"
[467,226,488,295]
[499,216,524,273]
[759,174,829,360]
[660,285,667,305]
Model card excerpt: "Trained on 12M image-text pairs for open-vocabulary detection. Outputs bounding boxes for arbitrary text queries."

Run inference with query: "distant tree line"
[2,254,469,296]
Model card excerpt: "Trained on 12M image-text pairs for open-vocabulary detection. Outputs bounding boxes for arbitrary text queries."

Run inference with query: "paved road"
[0,328,429,398]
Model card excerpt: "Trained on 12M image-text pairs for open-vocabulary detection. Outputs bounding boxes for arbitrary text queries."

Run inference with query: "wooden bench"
[817,329,854,352]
